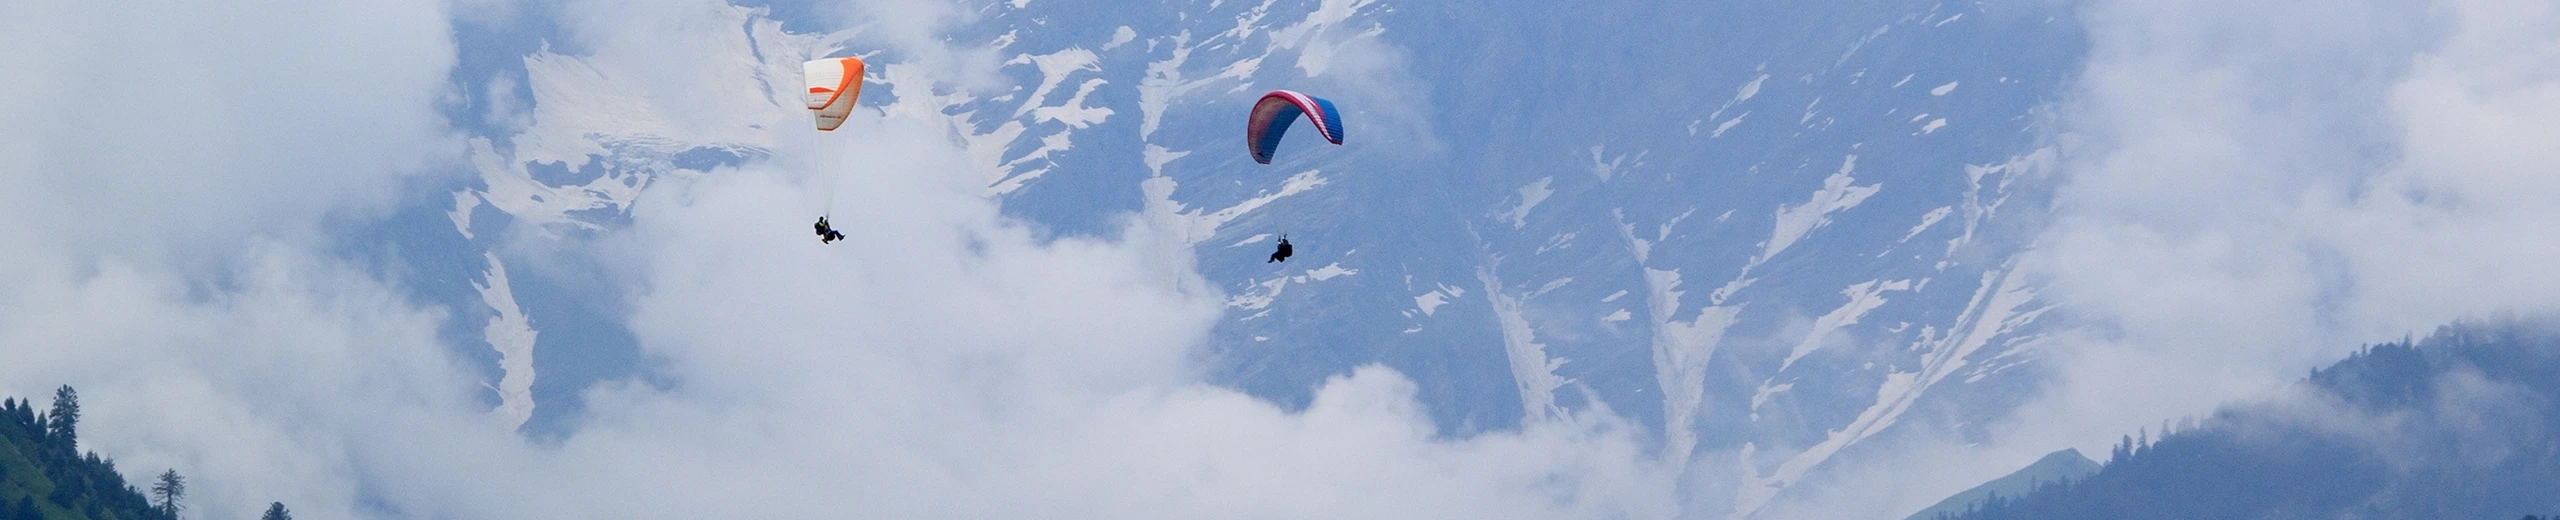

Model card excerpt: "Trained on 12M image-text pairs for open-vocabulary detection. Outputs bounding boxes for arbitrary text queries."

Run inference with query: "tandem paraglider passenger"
[1267,235,1293,263]
[814,216,845,244]
[801,56,866,246]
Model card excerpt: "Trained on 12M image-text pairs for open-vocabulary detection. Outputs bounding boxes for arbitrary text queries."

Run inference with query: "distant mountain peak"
[1903,448,2100,520]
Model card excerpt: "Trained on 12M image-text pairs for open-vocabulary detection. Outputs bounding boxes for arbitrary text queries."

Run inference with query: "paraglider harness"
[1267,235,1293,263]
[815,216,845,244]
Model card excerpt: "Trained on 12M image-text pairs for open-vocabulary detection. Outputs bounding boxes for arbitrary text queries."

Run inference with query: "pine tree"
[12,496,36,520]
[151,469,185,519]
[8,398,32,428]
[261,502,293,520]
[47,385,79,446]
[49,472,79,506]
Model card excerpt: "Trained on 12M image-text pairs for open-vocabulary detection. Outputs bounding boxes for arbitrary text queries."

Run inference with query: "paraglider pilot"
[1244,90,1334,265]
[1267,235,1293,263]
[815,216,845,244]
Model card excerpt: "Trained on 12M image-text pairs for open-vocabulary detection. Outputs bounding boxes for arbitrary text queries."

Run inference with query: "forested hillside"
[1939,320,2560,519]
[0,388,169,520]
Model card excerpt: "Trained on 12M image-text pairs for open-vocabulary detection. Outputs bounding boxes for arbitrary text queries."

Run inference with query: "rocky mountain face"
[419,0,2087,516]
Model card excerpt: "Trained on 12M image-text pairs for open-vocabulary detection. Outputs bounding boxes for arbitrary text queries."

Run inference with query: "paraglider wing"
[1245,90,1344,164]
[802,57,867,131]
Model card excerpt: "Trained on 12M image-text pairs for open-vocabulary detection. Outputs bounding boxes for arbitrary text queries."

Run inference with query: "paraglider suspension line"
[819,133,836,219]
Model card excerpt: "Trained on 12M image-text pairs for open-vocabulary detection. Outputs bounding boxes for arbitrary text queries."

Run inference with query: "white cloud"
[1753,0,2560,517]
[829,0,1009,93]
[3,1,1684,518]
[0,0,470,516]
[1953,0,2560,508]
[0,0,460,264]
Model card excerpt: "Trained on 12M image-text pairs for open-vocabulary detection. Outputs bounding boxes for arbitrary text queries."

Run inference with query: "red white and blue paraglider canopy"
[1245,90,1345,164]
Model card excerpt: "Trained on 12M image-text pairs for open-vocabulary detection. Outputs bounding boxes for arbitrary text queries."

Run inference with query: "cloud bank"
[1769,0,2560,517]
[2019,0,2560,452]
[2,0,1679,518]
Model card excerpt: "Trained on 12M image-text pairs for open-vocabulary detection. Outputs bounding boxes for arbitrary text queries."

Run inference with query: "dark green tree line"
[1943,319,2560,519]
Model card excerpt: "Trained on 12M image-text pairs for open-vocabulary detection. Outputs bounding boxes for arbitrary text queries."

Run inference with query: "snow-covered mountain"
[407,0,2086,516]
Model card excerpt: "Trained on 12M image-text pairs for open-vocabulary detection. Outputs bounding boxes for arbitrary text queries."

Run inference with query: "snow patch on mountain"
[1503,177,1555,229]
[1732,369,1919,519]
[866,45,1108,194]
[1946,149,2051,259]
[449,191,481,240]
[1761,155,1880,264]
[1163,170,1326,242]
[1010,48,1101,118]
[1783,279,1911,370]
[1144,144,1189,176]
[459,3,859,237]
[1713,113,1749,138]
[1835,25,1892,68]
[1737,74,1770,103]
[1900,206,1952,244]
[1588,146,1641,181]
[1301,262,1357,281]
[1612,196,1750,473]
[1535,232,1578,254]
[1749,381,1794,419]
[1135,32,1201,140]
[474,252,537,429]
[1480,264,1570,422]
[1413,283,1463,317]
[1029,77,1113,128]
[1708,73,1771,123]
[1104,26,1136,50]
[851,39,1116,197]
[969,48,1122,194]
[1650,272,1743,476]
[1267,0,1384,77]
[1734,265,2042,519]
[504,7,816,172]
[1613,207,1699,265]
[467,138,648,234]
[1227,252,1358,311]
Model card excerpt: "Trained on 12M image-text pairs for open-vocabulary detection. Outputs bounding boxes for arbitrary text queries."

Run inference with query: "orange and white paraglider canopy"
[802,57,866,131]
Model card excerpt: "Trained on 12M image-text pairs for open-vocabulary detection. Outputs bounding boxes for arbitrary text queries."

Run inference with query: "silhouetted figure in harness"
[815,216,845,244]
[1267,235,1293,263]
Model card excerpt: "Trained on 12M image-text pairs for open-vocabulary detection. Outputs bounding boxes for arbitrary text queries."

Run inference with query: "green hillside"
[0,389,168,520]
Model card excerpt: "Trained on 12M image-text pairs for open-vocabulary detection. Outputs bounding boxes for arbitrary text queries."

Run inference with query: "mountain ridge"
[1936,319,2560,520]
